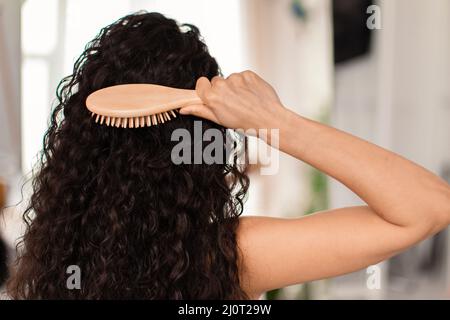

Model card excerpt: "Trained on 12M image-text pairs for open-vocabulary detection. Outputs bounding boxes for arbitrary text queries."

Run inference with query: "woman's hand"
[179,71,287,135]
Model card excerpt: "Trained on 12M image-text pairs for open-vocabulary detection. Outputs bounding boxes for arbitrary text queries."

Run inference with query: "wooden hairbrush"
[85,84,202,128]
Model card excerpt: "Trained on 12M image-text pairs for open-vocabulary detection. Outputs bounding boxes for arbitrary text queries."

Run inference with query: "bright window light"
[21,58,49,172]
[21,0,58,56]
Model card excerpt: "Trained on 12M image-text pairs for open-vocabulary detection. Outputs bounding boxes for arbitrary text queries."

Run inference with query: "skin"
[179,70,450,300]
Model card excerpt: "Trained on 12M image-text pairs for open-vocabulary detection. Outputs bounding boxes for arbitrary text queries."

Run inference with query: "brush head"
[85,83,202,128]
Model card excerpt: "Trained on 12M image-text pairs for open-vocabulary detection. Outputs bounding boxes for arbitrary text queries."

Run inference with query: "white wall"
[240,0,333,219]
[329,0,450,299]
[0,0,21,186]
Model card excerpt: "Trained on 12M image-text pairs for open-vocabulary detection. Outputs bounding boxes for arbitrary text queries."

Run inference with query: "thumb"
[179,104,219,124]
[195,77,212,102]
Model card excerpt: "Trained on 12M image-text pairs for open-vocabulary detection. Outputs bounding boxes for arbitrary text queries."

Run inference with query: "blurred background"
[0,0,449,299]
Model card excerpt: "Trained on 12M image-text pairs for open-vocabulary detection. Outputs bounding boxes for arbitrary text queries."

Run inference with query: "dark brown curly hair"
[7,11,250,299]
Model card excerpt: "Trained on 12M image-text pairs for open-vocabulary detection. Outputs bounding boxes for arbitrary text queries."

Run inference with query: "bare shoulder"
[237,215,283,236]
[236,215,288,299]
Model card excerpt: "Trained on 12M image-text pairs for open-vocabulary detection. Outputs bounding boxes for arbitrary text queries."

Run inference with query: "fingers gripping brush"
[85,84,202,128]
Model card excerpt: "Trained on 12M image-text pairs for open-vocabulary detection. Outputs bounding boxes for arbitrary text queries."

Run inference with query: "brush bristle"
[91,110,178,128]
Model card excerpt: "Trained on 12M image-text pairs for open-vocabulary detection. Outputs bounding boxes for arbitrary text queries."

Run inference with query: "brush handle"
[86,84,204,118]
[175,89,203,107]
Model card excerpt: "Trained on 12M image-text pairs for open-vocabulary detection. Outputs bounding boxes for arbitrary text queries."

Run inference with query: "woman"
[8,12,450,299]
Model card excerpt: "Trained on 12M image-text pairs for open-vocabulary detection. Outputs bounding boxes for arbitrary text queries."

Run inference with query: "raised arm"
[179,71,450,298]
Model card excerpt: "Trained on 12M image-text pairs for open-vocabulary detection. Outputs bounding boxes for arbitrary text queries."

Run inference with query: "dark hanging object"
[0,237,8,286]
[333,0,373,64]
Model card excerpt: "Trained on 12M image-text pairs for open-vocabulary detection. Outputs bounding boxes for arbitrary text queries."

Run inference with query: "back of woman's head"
[8,12,249,299]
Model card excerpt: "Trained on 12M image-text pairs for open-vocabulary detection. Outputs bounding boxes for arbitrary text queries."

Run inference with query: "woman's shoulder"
[236,215,285,299]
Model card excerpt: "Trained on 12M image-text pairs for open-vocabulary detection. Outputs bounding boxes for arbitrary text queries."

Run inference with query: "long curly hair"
[7,12,250,299]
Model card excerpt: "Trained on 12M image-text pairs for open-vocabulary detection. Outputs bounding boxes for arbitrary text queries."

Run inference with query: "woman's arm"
[180,71,450,297]
[278,108,450,232]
